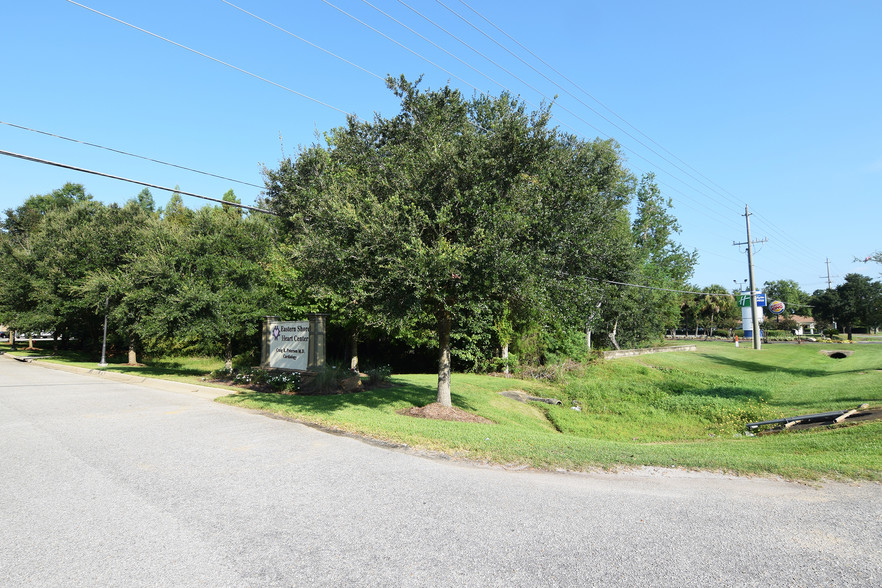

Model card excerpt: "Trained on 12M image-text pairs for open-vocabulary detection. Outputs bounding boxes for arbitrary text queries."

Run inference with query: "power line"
[220,1,384,82]
[444,0,819,272]
[221,1,749,272]
[0,149,277,215]
[432,0,744,216]
[452,0,746,210]
[358,0,509,92]
[65,0,353,117]
[353,0,745,228]
[1,121,263,189]
[595,278,735,297]
[66,0,812,282]
[318,0,479,92]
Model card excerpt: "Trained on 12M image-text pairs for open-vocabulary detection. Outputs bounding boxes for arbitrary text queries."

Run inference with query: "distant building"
[789,315,815,335]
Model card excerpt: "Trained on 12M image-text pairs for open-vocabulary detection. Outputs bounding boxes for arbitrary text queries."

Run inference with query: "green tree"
[697,284,736,336]
[265,76,637,405]
[835,274,882,339]
[131,188,156,213]
[0,184,94,343]
[27,200,149,351]
[763,279,811,319]
[121,204,278,369]
[2,182,91,243]
[603,174,696,348]
[810,288,840,331]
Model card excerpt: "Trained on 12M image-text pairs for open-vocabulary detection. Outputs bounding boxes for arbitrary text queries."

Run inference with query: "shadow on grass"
[659,383,766,402]
[231,378,484,416]
[102,363,212,379]
[697,353,829,378]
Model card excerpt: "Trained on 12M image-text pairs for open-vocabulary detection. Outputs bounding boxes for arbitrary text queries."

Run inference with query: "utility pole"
[820,258,838,329]
[733,205,768,350]
[820,258,836,290]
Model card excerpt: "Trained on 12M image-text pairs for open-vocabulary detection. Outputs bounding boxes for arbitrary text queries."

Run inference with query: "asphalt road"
[1,356,880,587]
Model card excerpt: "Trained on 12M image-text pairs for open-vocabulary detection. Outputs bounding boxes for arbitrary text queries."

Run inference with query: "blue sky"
[2,0,880,294]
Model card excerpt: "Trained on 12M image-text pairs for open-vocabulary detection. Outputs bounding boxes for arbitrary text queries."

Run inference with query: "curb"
[1,354,232,400]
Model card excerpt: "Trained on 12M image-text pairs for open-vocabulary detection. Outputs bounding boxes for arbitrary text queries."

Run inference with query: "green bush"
[303,365,351,394]
[489,353,518,373]
[209,367,301,392]
[763,330,791,339]
[514,326,588,366]
[365,364,392,385]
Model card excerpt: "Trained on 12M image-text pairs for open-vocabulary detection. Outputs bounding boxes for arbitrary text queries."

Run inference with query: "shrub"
[303,365,351,394]
[365,364,392,385]
[209,366,301,392]
[763,330,791,339]
[489,353,519,374]
[516,360,581,383]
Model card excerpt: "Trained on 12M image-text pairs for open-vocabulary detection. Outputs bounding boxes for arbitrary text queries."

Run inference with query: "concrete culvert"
[820,350,854,358]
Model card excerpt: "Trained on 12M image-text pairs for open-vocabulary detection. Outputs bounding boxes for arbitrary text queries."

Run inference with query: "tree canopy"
[264,76,688,405]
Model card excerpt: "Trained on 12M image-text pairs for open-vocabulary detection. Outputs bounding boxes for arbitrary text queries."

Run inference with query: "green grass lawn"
[216,341,881,480]
[4,340,880,480]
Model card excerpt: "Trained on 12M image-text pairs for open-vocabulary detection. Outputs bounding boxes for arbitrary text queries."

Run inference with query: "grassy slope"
[218,342,881,480]
[5,341,880,480]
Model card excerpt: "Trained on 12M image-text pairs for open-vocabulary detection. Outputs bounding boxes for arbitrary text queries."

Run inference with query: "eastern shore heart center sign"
[266,320,310,371]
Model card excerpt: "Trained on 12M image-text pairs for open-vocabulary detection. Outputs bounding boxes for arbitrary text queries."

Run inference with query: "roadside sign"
[737,293,766,307]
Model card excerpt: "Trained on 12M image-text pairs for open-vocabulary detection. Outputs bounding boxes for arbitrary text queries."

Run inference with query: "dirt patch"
[399,402,493,424]
[499,390,562,405]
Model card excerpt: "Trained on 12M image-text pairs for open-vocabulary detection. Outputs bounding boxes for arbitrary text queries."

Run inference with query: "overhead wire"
[355,0,745,230]
[64,0,816,288]
[217,3,746,264]
[220,1,384,82]
[214,0,742,238]
[214,0,749,259]
[437,0,823,278]
[318,0,479,92]
[64,0,353,117]
[1,121,263,189]
[452,0,748,210]
[431,0,744,216]
[0,149,278,215]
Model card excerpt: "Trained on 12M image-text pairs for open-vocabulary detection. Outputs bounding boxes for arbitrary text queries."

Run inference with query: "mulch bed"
[398,402,493,424]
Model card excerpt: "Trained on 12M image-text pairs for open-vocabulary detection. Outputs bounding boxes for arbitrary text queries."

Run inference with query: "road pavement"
[1,356,880,587]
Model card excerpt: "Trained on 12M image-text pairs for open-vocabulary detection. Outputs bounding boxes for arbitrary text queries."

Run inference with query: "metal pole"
[744,206,762,350]
[98,296,109,367]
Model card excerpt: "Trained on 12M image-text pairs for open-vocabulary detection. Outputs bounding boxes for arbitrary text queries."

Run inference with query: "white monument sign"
[267,320,309,371]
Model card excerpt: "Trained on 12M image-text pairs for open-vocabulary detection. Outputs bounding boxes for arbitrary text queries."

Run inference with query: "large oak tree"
[265,77,637,406]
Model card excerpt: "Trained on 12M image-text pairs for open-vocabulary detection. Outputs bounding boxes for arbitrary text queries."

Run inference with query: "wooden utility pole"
[733,205,767,350]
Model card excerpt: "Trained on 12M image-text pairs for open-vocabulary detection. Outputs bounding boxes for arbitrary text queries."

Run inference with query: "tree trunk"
[585,301,602,351]
[609,319,621,350]
[127,337,138,365]
[502,342,509,375]
[436,310,452,407]
[224,338,233,371]
[349,331,359,372]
